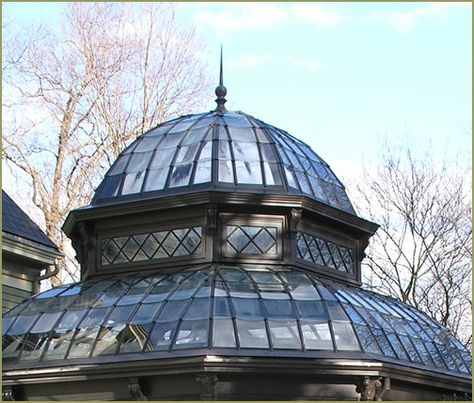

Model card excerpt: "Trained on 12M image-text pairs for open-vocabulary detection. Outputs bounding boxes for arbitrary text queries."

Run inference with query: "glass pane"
[7,315,38,335]
[156,300,188,322]
[218,160,234,183]
[109,155,130,176]
[353,324,381,354]
[92,325,125,356]
[332,322,360,351]
[227,126,255,141]
[372,328,396,357]
[105,305,135,327]
[35,285,69,299]
[169,163,193,188]
[295,300,327,321]
[218,141,232,159]
[121,171,145,195]
[260,143,277,162]
[236,319,269,348]
[232,141,260,161]
[43,330,75,360]
[268,320,301,349]
[119,323,153,353]
[149,146,175,169]
[213,297,232,317]
[183,298,211,320]
[30,312,62,334]
[159,132,185,148]
[386,332,409,360]
[263,299,294,319]
[67,328,100,358]
[147,320,178,351]
[80,307,111,328]
[235,161,262,184]
[326,301,349,321]
[130,303,162,324]
[121,237,140,261]
[144,281,176,303]
[126,152,152,172]
[99,175,121,198]
[182,126,209,145]
[175,144,199,164]
[213,318,236,348]
[56,309,87,331]
[255,128,271,142]
[223,113,252,128]
[134,136,162,153]
[194,159,212,184]
[263,162,282,186]
[232,298,263,318]
[301,321,333,350]
[173,319,208,349]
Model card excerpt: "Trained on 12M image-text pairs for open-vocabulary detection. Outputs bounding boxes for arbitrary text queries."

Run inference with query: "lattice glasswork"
[101,227,202,265]
[296,231,353,274]
[226,225,278,256]
[3,266,471,379]
[93,111,354,214]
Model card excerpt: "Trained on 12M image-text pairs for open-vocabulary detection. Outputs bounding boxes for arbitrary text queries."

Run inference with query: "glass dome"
[92,111,354,214]
[3,265,470,379]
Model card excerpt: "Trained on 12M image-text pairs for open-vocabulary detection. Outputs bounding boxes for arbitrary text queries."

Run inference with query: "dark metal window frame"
[295,221,358,282]
[219,213,285,263]
[97,219,207,273]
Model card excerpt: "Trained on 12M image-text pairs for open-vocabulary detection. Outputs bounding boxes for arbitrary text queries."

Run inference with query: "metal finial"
[215,46,227,112]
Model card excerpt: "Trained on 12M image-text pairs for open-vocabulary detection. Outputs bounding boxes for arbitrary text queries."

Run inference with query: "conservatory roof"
[92,110,354,214]
[3,265,471,379]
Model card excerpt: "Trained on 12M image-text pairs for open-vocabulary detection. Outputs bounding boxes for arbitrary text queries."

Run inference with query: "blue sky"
[3,2,472,184]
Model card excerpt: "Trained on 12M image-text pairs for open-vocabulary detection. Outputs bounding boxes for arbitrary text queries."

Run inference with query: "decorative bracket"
[196,374,218,400]
[78,222,96,249]
[2,386,15,401]
[355,375,389,401]
[128,377,147,401]
[206,204,218,236]
[286,208,302,239]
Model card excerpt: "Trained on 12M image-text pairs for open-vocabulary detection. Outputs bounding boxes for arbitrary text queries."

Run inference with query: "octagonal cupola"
[62,68,377,286]
[3,58,471,402]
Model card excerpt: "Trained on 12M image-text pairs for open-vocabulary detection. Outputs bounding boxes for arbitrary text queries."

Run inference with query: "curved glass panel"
[3,266,469,379]
[92,111,354,214]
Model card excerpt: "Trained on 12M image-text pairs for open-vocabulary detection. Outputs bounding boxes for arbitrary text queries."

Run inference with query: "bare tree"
[2,3,211,285]
[351,144,472,348]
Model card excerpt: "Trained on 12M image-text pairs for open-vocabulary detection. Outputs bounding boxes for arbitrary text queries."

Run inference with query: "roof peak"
[214,46,227,112]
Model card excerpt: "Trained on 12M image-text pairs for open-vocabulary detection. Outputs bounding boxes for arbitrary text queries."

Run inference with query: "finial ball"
[215,85,227,98]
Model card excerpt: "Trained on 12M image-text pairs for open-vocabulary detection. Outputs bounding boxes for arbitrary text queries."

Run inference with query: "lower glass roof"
[92,111,354,214]
[3,265,471,378]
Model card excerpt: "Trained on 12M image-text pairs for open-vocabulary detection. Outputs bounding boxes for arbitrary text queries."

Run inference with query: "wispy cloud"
[226,53,326,72]
[194,2,469,35]
[286,56,326,72]
[369,2,470,33]
[194,3,286,34]
[227,54,271,69]
[291,4,350,27]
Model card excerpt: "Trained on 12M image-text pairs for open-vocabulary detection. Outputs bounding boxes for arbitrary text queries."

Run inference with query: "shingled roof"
[2,191,59,250]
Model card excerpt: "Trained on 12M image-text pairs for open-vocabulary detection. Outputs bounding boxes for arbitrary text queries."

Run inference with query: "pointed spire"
[215,46,227,112]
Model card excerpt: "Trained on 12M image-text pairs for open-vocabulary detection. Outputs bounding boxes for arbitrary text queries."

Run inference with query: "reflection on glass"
[332,322,360,351]
[213,318,236,348]
[236,319,269,348]
[301,321,333,350]
[268,320,301,349]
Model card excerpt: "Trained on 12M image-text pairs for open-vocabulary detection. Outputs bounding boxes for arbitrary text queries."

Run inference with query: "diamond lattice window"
[226,225,277,255]
[296,231,353,274]
[101,227,202,265]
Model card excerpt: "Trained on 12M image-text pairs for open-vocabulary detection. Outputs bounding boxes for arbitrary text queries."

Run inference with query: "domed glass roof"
[92,110,354,214]
[3,265,470,378]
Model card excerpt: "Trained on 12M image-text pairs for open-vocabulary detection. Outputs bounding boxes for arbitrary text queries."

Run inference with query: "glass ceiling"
[92,111,354,214]
[3,265,470,378]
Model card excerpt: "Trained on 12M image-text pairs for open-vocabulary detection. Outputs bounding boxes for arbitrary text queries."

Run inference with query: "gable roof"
[2,191,59,250]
